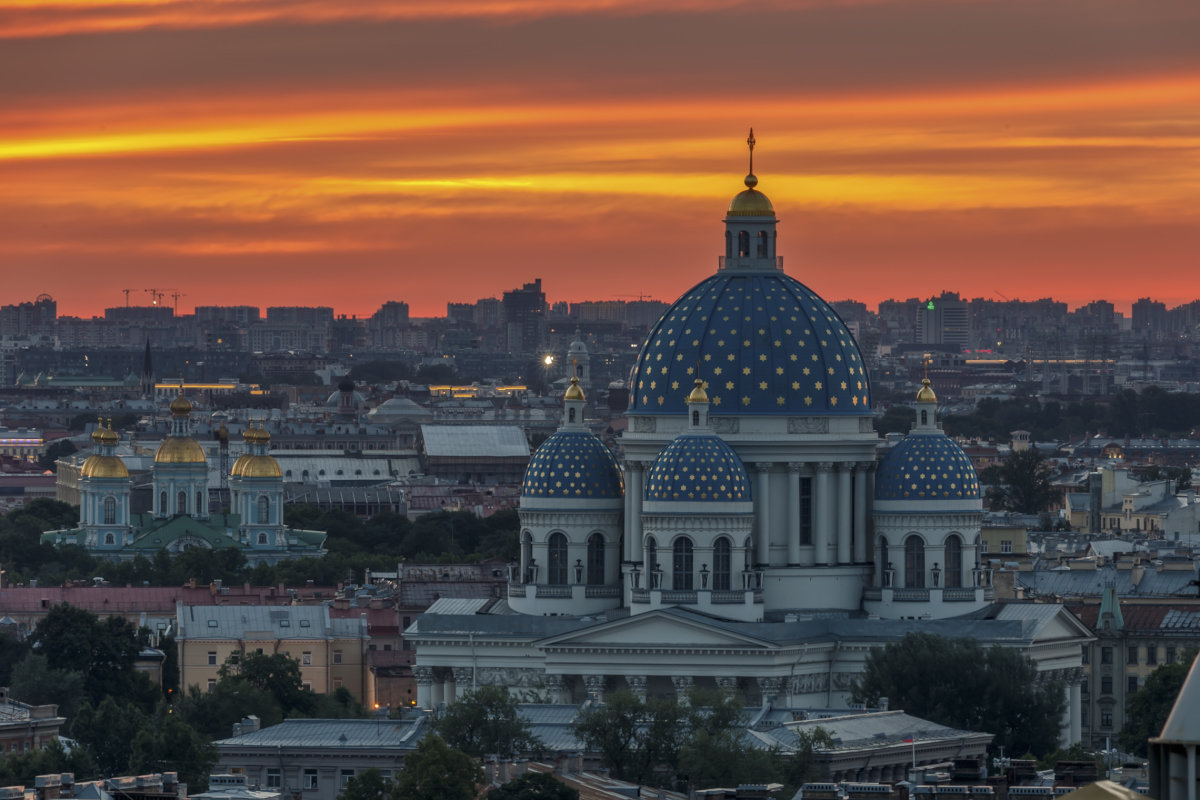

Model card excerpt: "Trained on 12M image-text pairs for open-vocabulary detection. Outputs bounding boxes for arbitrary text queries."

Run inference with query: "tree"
[220,651,314,715]
[69,697,149,776]
[393,735,481,800]
[984,447,1056,514]
[488,772,578,800]
[129,711,218,792]
[1119,653,1195,757]
[38,439,76,472]
[852,632,1065,757]
[339,768,397,800]
[10,653,87,717]
[435,685,543,758]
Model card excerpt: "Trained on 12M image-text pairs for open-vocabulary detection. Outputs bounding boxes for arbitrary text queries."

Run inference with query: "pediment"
[537,609,775,651]
[1036,608,1095,642]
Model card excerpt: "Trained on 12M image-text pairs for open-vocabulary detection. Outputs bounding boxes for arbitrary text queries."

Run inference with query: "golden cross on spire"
[747,127,756,175]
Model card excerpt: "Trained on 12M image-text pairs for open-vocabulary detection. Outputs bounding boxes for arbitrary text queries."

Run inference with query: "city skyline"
[4,1,1200,318]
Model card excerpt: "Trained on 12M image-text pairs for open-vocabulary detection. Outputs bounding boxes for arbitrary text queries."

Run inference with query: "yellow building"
[176,603,370,704]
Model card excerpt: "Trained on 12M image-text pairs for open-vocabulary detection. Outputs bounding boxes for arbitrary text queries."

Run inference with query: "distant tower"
[78,419,131,550]
[153,393,210,519]
[230,423,286,553]
[566,330,591,394]
[140,339,155,398]
[337,379,358,421]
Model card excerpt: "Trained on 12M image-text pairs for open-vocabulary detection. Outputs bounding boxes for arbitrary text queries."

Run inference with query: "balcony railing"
[717,255,784,271]
[507,583,526,598]
[892,588,930,602]
[660,590,698,604]
[585,585,621,598]
[942,588,979,602]
[535,585,572,598]
[863,588,883,601]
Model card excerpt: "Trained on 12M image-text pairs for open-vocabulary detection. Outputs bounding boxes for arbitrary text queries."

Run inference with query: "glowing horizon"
[3,0,1200,319]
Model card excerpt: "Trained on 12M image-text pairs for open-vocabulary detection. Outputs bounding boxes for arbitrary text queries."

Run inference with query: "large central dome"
[629,271,870,415]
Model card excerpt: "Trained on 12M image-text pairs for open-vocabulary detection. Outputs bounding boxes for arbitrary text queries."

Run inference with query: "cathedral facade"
[408,143,1089,745]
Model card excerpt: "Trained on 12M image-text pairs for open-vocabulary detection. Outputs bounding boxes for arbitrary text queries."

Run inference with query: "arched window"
[945,535,963,588]
[257,495,270,524]
[737,230,750,257]
[569,408,576,423]
[257,532,268,545]
[921,409,928,425]
[547,533,568,585]
[905,535,926,588]
[645,536,658,573]
[104,532,115,545]
[757,230,768,257]
[692,410,700,426]
[713,537,732,591]
[725,230,732,258]
[587,533,605,585]
[177,491,187,515]
[196,491,204,515]
[103,496,116,525]
[672,538,694,590]
[159,491,167,515]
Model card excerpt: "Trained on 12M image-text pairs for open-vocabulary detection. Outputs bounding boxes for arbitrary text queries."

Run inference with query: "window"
[303,770,318,790]
[1147,647,1158,666]
[586,534,605,585]
[756,230,768,258]
[547,533,568,585]
[920,409,928,425]
[1101,647,1113,664]
[713,537,732,591]
[103,496,117,525]
[1128,676,1138,694]
[302,651,312,666]
[208,651,217,666]
[266,770,281,789]
[1081,678,1089,695]
[1081,707,1089,725]
[1128,646,1139,665]
[1100,710,1113,728]
[257,495,270,524]
[799,477,813,545]
[207,679,216,692]
[197,491,204,514]
[1000,540,1013,554]
[1167,647,1177,662]
[177,490,187,515]
[258,532,268,545]
[904,536,925,588]
[333,650,343,665]
[645,536,658,573]
[569,408,576,423]
[104,532,115,545]
[333,677,343,689]
[159,490,167,514]
[737,230,750,257]
[1101,676,1113,694]
[944,535,963,588]
[672,538,694,590]
[340,770,354,788]
[1081,646,1089,664]
[725,231,732,258]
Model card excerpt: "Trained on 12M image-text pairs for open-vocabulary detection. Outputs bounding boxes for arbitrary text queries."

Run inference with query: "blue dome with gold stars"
[522,430,623,503]
[644,433,752,504]
[875,433,981,502]
[628,272,870,415]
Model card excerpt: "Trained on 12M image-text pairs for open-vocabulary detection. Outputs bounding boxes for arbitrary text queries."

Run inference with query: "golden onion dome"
[686,378,709,404]
[727,173,775,217]
[90,424,107,445]
[97,420,119,445]
[564,377,585,402]
[80,454,129,479]
[154,436,207,464]
[916,378,938,403]
[244,424,270,445]
[237,455,283,479]
[169,394,192,416]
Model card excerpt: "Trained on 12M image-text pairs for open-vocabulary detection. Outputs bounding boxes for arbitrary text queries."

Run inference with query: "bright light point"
[543,356,554,366]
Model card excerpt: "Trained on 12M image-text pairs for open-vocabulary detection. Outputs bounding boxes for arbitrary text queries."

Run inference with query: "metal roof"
[420,425,530,458]
[215,718,426,749]
[178,604,336,639]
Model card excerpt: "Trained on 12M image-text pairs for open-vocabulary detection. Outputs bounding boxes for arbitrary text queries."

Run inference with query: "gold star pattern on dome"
[522,430,624,500]
[643,434,751,503]
[631,273,870,415]
[875,435,982,501]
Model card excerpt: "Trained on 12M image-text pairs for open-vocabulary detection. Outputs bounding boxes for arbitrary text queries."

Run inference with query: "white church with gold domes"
[407,135,1091,747]
[44,394,325,565]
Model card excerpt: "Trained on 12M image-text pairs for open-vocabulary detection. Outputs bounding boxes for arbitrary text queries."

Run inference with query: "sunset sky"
[3,0,1200,319]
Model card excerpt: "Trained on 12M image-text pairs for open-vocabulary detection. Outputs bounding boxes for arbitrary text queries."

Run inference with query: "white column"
[755,464,771,566]
[853,463,869,563]
[787,463,802,565]
[415,666,433,709]
[837,463,852,564]
[628,462,644,563]
[1060,678,1073,745]
[814,463,833,565]
[1070,680,1082,744]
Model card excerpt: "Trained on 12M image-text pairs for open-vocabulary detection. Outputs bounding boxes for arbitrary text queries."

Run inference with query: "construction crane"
[121,289,133,307]
[144,288,166,306]
[169,291,187,314]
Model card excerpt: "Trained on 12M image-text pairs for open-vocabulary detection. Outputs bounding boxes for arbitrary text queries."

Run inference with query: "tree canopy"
[1119,653,1195,756]
[981,447,1056,514]
[488,772,578,800]
[851,632,1065,757]
[434,685,543,758]
[392,735,482,800]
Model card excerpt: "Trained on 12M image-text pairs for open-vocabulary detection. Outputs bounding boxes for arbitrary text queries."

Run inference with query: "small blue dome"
[644,433,751,503]
[875,433,981,501]
[522,430,623,501]
[629,271,870,415]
